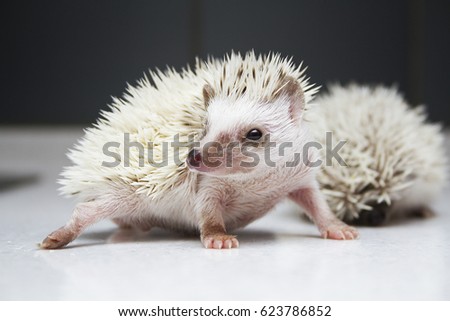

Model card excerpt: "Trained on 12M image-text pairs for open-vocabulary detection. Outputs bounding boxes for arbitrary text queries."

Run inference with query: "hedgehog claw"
[321,222,359,240]
[202,234,239,249]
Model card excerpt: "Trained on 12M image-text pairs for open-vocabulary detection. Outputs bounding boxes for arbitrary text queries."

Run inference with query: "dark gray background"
[2,0,449,126]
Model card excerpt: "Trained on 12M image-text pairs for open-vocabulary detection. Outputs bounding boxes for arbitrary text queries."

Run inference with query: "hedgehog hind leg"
[40,200,121,249]
[112,217,133,229]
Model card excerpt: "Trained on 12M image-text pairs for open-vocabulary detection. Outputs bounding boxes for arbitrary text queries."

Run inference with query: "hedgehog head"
[187,77,309,178]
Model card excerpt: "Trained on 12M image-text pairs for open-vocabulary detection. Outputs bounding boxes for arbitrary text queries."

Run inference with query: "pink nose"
[187,149,202,167]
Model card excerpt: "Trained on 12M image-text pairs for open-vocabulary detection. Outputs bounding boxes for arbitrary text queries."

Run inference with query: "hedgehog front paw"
[320,221,359,240]
[202,234,239,249]
[40,226,76,249]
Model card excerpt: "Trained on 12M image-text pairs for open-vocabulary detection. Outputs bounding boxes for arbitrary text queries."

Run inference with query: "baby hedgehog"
[40,52,359,249]
[307,84,447,225]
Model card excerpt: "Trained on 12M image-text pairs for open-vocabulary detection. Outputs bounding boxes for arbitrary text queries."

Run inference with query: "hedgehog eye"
[246,128,263,140]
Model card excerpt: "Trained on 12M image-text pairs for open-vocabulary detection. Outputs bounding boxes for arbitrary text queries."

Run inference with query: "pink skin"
[186,139,358,247]
[202,235,239,249]
[188,148,257,249]
[40,202,108,249]
[40,159,358,250]
[186,147,254,177]
[196,187,358,250]
[186,152,227,176]
[192,167,358,250]
[40,199,131,249]
[195,187,240,250]
[289,187,359,240]
[186,157,215,173]
[40,186,357,250]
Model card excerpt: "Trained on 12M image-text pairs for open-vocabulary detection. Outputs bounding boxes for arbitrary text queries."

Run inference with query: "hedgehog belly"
[103,182,199,234]
[222,194,283,231]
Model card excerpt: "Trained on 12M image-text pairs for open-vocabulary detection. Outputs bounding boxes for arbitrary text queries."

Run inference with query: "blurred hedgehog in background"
[307,84,447,226]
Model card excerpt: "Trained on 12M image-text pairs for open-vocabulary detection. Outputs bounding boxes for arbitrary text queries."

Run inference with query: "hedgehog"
[306,84,447,225]
[40,51,359,250]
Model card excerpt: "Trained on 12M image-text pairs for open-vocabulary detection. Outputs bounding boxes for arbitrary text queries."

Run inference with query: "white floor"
[0,127,449,300]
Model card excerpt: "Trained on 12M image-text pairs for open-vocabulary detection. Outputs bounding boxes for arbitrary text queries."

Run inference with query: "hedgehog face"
[187,81,307,179]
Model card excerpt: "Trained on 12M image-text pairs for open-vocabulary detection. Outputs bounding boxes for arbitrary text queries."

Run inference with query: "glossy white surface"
[0,128,449,300]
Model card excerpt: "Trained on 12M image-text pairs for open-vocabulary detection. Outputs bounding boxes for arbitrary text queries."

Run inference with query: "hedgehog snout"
[187,149,202,168]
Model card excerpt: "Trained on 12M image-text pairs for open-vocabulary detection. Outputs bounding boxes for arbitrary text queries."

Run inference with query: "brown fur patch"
[215,132,233,145]
[203,84,215,107]
[201,216,226,237]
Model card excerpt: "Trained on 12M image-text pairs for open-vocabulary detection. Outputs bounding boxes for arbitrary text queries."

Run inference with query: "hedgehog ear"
[277,77,305,122]
[203,84,215,107]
